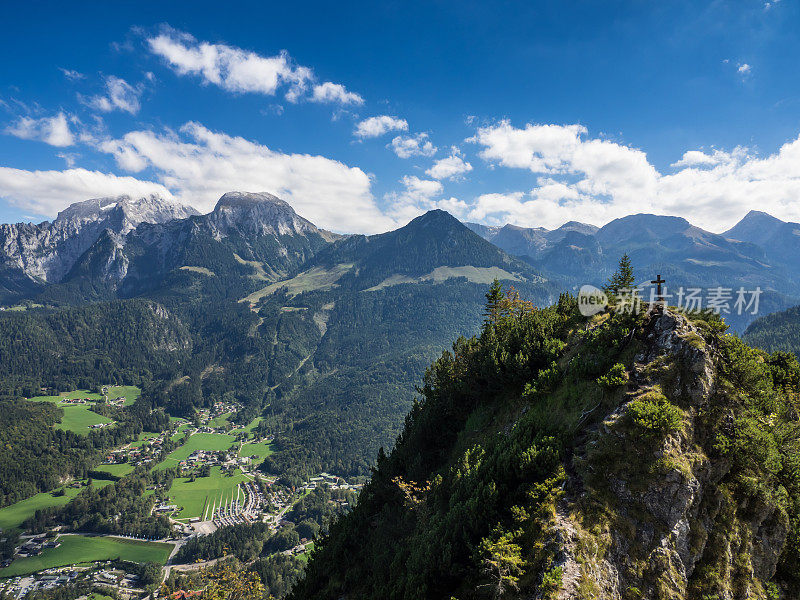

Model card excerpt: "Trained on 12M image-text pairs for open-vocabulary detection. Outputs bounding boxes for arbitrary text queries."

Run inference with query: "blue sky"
[1,0,799,233]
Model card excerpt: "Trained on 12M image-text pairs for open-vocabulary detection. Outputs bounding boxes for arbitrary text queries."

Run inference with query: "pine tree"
[483,279,504,325]
[480,533,525,598]
[604,254,636,295]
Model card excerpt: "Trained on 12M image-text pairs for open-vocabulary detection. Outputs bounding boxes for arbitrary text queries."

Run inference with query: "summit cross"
[651,274,666,300]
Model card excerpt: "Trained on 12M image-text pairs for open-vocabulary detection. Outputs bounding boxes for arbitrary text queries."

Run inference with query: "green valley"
[0,536,173,578]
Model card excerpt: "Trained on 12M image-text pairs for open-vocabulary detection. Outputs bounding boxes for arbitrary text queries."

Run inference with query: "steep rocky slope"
[0,194,198,284]
[292,293,800,599]
[37,191,340,301]
[551,310,789,599]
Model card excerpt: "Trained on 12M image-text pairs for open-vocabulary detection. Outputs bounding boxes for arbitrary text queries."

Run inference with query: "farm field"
[22,387,141,434]
[0,535,173,577]
[167,466,249,520]
[171,424,192,442]
[24,389,112,434]
[156,433,236,469]
[0,482,111,531]
[106,385,141,406]
[26,386,141,405]
[209,412,233,428]
[94,462,135,477]
[55,407,114,434]
[239,441,273,462]
[27,390,103,403]
[243,416,263,435]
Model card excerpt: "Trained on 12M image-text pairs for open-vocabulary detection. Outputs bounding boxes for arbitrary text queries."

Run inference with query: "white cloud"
[391,133,437,158]
[738,63,752,76]
[87,76,143,114]
[59,68,85,81]
[670,148,745,169]
[0,167,172,217]
[147,29,360,105]
[384,175,445,222]
[311,82,363,105]
[5,113,75,147]
[468,120,800,230]
[402,175,442,198]
[56,152,80,168]
[148,31,297,95]
[466,192,526,222]
[354,115,408,138]
[96,121,392,233]
[436,196,471,217]
[426,148,473,180]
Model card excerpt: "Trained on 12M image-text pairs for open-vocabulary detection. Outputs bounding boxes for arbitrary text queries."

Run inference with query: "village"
[0,560,149,599]
[0,395,363,598]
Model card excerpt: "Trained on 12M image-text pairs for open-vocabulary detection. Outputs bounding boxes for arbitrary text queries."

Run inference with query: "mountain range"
[0,194,198,301]
[3,194,798,331]
[0,193,556,479]
[0,192,798,479]
[467,211,800,331]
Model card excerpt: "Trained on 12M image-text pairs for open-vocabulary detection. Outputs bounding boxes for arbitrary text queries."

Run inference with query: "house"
[97,571,117,583]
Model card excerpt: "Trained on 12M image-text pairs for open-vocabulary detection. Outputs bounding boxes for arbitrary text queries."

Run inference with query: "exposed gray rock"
[0,194,198,283]
[555,310,787,600]
[209,192,321,238]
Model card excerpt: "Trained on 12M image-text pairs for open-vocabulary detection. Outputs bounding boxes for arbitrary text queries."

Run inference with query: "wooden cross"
[651,274,666,300]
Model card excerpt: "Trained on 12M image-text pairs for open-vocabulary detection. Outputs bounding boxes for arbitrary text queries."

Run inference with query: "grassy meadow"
[239,441,273,461]
[0,535,173,577]
[0,481,113,532]
[94,462,135,478]
[156,432,237,469]
[167,466,249,520]
[23,386,140,434]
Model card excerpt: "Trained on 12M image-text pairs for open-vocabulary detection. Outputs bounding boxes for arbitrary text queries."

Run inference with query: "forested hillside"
[293,287,800,599]
[744,304,800,358]
[0,299,191,397]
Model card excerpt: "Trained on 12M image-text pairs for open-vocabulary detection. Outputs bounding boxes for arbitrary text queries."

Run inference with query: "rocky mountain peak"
[214,191,289,210]
[0,193,199,283]
[54,193,199,234]
[209,191,319,237]
[724,210,789,245]
[552,220,600,237]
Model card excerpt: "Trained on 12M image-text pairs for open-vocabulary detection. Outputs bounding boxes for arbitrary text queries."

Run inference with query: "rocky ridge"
[554,309,787,599]
[0,194,198,283]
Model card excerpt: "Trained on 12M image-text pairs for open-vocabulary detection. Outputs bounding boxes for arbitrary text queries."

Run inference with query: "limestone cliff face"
[0,194,198,283]
[208,192,335,240]
[0,192,339,301]
[554,310,788,600]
